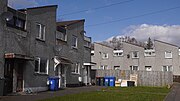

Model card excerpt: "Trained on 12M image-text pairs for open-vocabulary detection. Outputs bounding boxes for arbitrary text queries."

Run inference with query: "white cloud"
[122,24,180,46]
[8,0,38,9]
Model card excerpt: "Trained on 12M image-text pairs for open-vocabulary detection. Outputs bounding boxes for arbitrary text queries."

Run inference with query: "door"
[55,64,66,88]
[16,62,23,92]
[4,59,14,93]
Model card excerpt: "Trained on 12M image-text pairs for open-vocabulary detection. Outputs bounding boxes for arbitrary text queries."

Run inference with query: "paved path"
[0,86,105,101]
[165,83,180,101]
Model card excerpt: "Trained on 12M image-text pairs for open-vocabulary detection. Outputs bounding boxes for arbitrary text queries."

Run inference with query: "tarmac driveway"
[0,86,105,101]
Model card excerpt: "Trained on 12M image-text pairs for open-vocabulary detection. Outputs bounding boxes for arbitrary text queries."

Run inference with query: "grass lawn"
[41,86,170,101]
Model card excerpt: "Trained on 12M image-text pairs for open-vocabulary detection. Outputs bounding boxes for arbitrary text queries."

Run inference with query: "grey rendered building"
[0,0,57,94]
[54,19,92,87]
[0,0,92,95]
[91,40,180,75]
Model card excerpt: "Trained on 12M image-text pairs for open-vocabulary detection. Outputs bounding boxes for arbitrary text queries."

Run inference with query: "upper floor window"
[36,23,46,41]
[7,17,25,30]
[102,53,108,59]
[145,66,152,71]
[72,35,78,48]
[84,41,91,48]
[165,51,172,59]
[71,63,80,74]
[35,57,49,74]
[162,65,172,72]
[91,50,94,56]
[56,31,67,41]
[113,50,123,57]
[132,51,139,58]
[144,50,155,57]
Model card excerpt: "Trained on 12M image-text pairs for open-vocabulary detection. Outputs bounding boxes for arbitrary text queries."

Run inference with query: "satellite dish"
[80,30,86,35]
[1,12,13,21]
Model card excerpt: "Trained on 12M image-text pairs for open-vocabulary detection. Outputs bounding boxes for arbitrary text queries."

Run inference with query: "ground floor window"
[71,63,80,74]
[35,57,49,74]
[114,66,120,70]
[162,65,172,71]
[130,66,138,71]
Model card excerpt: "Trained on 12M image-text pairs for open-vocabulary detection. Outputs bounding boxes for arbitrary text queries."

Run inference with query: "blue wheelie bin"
[104,77,109,86]
[109,77,116,87]
[104,76,116,87]
[48,77,59,91]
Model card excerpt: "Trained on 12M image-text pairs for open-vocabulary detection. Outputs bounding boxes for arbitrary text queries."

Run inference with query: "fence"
[96,70,173,87]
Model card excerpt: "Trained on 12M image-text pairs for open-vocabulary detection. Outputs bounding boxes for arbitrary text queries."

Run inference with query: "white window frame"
[144,49,156,57]
[71,63,80,74]
[162,65,173,72]
[72,35,78,48]
[100,65,108,70]
[102,53,108,59]
[132,51,139,58]
[130,66,138,71]
[36,23,46,41]
[113,50,123,57]
[145,66,152,71]
[114,66,120,70]
[34,57,49,74]
[165,51,172,59]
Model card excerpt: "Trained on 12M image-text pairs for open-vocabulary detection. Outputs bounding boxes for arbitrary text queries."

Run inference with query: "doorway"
[4,59,24,93]
[55,64,66,88]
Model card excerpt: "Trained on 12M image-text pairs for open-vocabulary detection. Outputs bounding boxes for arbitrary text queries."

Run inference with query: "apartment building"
[91,40,180,75]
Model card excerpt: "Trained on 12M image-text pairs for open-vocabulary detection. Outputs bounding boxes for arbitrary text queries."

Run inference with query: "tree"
[146,37,153,49]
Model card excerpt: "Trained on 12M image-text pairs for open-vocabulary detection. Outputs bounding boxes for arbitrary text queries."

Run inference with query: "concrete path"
[0,86,105,101]
[164,83,180,101]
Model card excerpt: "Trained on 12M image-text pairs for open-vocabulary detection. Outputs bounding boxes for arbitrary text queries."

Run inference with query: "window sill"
[132,57,139,59]
[36,37,45,42]
[165,57,172,59]
[71,72,80,75]
[34,72,48,76]
[71,46,78,50]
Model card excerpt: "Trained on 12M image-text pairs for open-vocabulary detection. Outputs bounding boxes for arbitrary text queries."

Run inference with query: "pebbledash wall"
[91,40,180,76]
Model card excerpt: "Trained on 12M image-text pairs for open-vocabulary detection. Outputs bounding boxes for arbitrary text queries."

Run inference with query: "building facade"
[91,40,180,75]
[0,0,91,95]
[54,20,92,87]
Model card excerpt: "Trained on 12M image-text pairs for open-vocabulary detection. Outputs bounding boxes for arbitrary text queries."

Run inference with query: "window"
[144,50,155,57]
[130,66,138,71]
[102,53,108,59]
[84,41,91,48]
[162,66,172,71]
[132,51,139,58]
[165,51,172,58]
[179,49,180,55]
[113,50,123,57]
[145,66,152,71]
[72,35,78,48]
[56,31,67,41]
[35,57,49,74]
[15,18,25,29]
[36,23,45,40]
[7,17,25,30]
[100,65,108,70]
[91,50,94,56]
[114,66,120,70]
[71,63,80,74]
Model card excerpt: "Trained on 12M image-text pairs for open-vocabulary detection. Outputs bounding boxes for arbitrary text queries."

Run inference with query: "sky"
[8,0,180,45]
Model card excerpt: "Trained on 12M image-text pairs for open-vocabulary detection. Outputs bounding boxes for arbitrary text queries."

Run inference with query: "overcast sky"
[8,0,180,46]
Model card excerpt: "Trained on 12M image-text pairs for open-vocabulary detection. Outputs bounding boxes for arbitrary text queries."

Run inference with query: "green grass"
[41,87,170,101]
